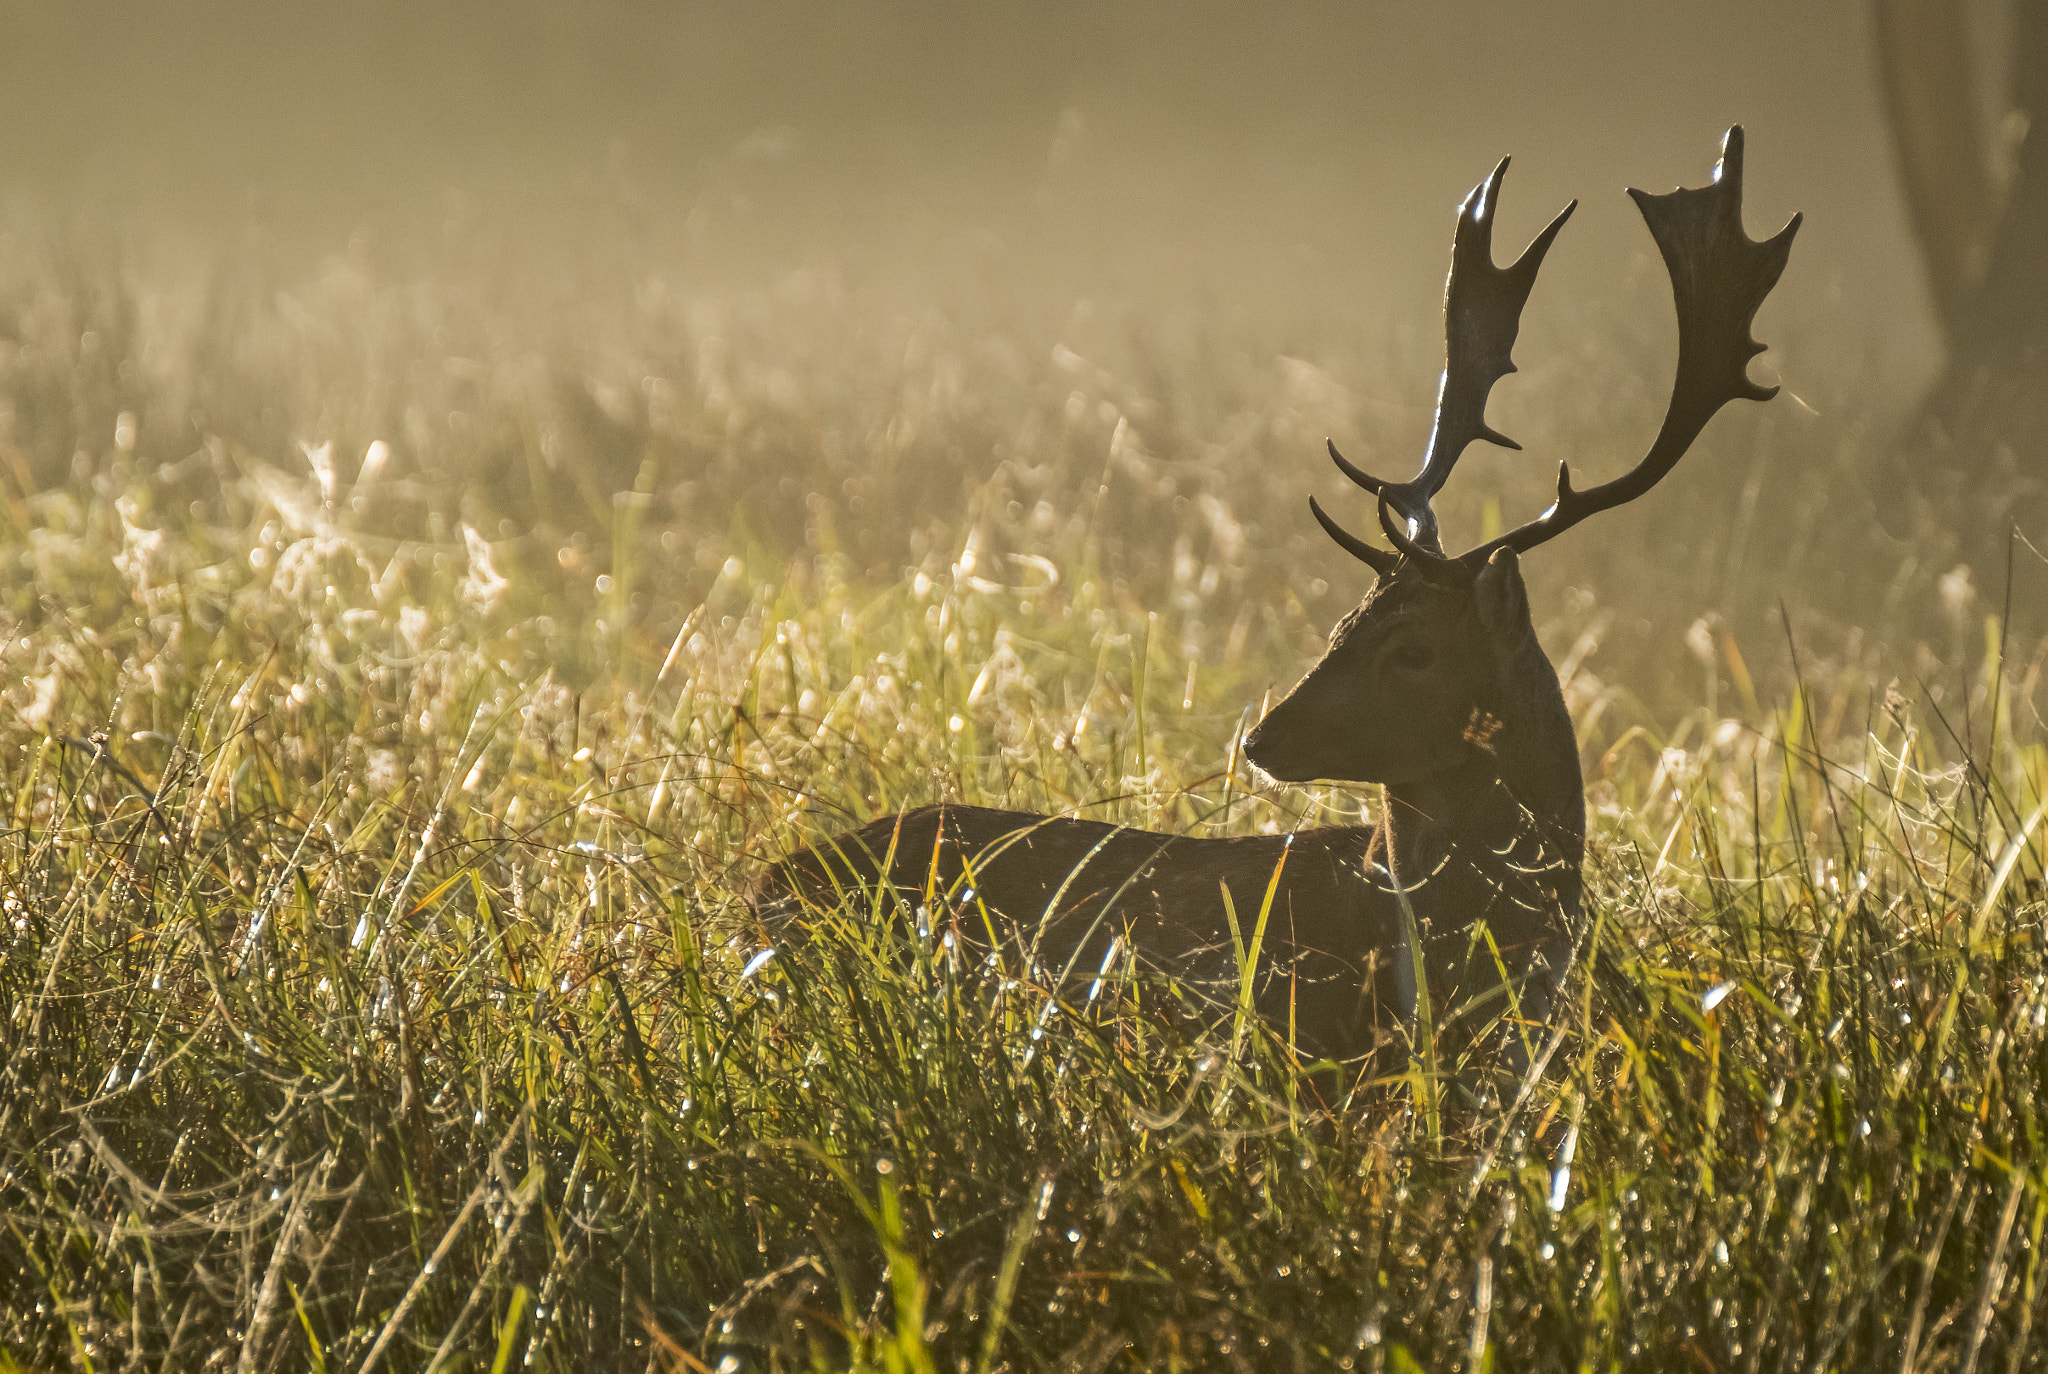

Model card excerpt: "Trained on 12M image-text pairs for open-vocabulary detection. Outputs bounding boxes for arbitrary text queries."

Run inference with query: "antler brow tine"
[1310,495,1399,575]
[1377,494,1475,587]
[1462,125,1801,566]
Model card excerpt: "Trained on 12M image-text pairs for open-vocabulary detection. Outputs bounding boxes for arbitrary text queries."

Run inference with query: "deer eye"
[1387,638,1433,673]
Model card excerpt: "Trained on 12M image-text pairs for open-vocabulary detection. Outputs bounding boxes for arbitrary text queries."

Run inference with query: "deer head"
[1246,127,1800,792]
[1245,545,1540,785]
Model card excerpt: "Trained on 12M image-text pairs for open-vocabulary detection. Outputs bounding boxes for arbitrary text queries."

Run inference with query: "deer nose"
[1242,718,1300,779]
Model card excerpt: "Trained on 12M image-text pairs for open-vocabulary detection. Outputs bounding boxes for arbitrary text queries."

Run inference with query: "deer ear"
[1474,546,1536,652]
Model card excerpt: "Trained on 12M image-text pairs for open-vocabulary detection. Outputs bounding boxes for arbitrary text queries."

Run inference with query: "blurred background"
[0,1,1933,366]
[0,1,2041,716]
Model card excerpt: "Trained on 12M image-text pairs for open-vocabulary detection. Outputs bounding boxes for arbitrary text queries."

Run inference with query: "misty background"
[0,2,1954,386]
[2,1,2040,723]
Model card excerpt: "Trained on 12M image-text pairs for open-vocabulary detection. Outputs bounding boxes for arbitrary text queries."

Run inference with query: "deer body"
[761,549,1585,1061]
[755,129,1797,1062]
[766,809,1396,1057]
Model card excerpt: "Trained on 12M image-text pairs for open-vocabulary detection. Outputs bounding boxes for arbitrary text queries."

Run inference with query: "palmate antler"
[1316,126,1801,582]
[1314,157,1574,572]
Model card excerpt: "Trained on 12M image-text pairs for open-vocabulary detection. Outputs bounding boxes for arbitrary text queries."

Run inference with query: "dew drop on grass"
[875,1158,894,1175]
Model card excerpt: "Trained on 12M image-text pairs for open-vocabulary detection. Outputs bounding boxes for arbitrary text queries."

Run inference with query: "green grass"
[1,232,2046,1371]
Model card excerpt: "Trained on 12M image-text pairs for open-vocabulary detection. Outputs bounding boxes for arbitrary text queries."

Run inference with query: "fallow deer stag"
[754,128,1799,1063]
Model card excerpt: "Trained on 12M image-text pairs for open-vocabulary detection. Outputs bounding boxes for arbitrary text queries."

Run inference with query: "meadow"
[0,221,2044,1372]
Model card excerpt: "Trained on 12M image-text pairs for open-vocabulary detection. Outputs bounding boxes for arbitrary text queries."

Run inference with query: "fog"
[0,3,1950,390]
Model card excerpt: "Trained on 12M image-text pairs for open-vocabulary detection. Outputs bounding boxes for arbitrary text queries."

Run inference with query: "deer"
[752,128,1799,1066]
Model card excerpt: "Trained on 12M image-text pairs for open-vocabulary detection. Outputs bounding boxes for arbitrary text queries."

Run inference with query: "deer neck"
[1381,648,1584,930]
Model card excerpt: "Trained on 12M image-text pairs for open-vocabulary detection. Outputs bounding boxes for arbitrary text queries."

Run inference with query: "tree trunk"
[1961,1,2048,366]
[1875,0,2048,563]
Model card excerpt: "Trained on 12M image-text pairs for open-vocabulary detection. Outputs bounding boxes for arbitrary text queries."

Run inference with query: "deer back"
[755,804,1405,1061]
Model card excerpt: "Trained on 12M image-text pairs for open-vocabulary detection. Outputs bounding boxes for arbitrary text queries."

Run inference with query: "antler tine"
[1309,495,1400,576]
[1330,158,1576,553]
[1377,495,1474,586]
[1462,126,1801,566]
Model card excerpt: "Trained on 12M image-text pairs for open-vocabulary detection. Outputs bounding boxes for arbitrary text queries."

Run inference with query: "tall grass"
[0,229,2044,1370]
